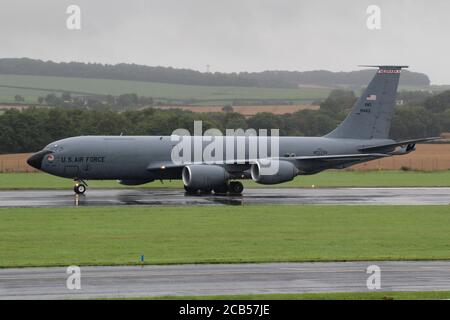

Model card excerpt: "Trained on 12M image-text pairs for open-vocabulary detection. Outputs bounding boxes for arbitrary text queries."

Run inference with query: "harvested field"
[351,144,450,171]
[154,104,319,116]
[0,153,36,173]
[1,144,449,173]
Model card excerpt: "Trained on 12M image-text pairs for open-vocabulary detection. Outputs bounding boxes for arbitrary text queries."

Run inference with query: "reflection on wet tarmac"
[0,188,450,208]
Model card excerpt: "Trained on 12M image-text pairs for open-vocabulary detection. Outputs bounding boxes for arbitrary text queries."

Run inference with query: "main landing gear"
[184,181,244,196]
[227,181,244,195]
[74,179,87,195]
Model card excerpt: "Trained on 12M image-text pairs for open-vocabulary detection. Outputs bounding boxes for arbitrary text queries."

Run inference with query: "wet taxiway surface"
[0,187,449,207]
[2,261,450,299]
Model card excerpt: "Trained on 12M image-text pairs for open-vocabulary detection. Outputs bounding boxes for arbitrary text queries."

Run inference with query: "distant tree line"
[0,58,430,89]
[2,88,450,154]
[243,69,430,88]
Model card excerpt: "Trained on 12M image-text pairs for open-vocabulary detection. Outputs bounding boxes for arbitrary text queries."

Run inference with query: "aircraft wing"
[358,137,441,153]
[147,153,389,171]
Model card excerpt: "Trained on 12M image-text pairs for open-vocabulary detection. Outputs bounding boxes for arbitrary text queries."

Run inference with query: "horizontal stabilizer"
[358,137,441,153]
[288,153,389,162]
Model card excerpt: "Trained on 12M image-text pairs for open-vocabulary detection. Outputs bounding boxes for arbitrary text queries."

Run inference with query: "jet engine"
[182,165,229,189]
[251,160,298,185]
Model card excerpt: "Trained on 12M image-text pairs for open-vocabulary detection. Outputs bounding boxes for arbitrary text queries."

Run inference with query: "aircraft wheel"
[228,181,244,195]
[74,184,86,195]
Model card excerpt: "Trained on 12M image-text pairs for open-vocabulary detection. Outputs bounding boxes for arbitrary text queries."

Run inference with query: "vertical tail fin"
[325,65,407,140]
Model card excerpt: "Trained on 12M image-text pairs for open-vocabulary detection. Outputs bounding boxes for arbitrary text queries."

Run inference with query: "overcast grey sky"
[1,0,449,83]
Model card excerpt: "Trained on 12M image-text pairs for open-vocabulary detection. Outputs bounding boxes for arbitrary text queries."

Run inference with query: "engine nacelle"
[182,165,229,189]
[251,160,298,185]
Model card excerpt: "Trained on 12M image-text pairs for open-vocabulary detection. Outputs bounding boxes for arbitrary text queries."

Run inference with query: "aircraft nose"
[27,150,52,169]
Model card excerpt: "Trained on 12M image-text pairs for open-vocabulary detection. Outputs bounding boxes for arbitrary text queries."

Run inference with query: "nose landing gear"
[74,180,87,195]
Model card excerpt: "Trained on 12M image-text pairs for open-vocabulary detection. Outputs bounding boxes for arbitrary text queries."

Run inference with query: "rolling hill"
[0,74,331,105]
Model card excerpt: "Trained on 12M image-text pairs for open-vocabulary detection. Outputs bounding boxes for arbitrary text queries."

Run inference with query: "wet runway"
[0,187,449,207]
[2,261,450,299]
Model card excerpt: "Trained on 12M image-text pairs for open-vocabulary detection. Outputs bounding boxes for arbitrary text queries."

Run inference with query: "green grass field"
[0,74,331,104]
[136,291,450,300]
[1,205,450,268]
[1,170,450,190]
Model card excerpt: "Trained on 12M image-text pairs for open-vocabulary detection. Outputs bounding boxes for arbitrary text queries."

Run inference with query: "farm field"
[1,205,450,267]
[0,74,445,106]
[154,104,320,116]
[352,143,450,171]
[0,74,331,104]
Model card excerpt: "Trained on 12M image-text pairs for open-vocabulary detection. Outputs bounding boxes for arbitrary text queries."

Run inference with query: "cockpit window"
[45,144,64,152]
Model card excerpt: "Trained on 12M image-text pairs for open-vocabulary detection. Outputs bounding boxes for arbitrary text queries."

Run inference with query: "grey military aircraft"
[27,66,438,195]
